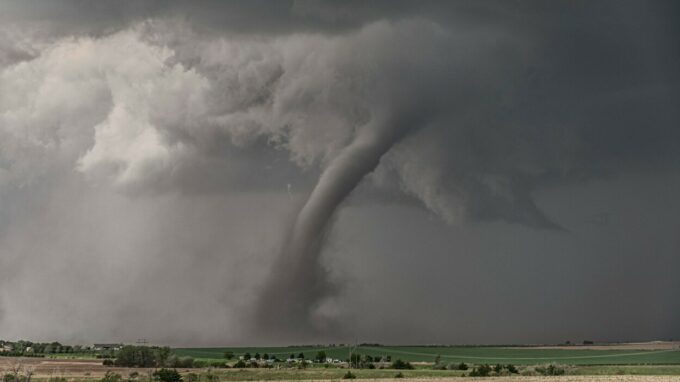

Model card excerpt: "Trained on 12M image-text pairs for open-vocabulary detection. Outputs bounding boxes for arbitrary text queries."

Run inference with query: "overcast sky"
[0,0,679,346]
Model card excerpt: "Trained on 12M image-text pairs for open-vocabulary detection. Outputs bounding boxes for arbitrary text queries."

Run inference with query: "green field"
[195,365,680,379]
[174,345,680,365]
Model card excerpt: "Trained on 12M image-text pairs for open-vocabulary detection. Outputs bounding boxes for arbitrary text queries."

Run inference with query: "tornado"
[256,114,421,338]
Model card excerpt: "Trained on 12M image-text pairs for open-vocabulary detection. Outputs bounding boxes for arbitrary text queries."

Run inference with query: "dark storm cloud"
[0,0,678,344]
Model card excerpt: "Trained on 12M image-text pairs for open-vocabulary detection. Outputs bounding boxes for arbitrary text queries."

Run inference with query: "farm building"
[93,344,123,351]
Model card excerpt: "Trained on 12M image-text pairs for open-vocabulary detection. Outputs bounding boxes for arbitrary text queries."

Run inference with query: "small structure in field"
[93,344,123,351]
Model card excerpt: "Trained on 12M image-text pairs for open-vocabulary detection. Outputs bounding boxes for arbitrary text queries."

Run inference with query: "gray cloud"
[0,1,678,344]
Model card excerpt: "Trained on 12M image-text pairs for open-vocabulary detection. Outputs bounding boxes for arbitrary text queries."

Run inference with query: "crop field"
[174,345,680,365]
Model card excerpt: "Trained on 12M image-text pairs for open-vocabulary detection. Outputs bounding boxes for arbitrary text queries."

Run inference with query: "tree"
[224,352,234,360]
[350,353,362,367]
[298,353,304,359]
[254,353,261,360]
[243,352,251,361]
[114,346,157,368]
[315,351,327,363]
[234,360,246,368]
[153,369,182,382]
[263,353,269,360]
[156,347,173,366]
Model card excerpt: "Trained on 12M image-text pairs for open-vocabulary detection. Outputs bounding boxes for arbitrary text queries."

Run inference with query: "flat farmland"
[3,357,680,380]
[175,344,680,365]
[0,357,150,378]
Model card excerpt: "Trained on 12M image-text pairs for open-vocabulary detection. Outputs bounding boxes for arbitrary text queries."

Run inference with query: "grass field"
[185,366,680,379]
[174,345,680,365]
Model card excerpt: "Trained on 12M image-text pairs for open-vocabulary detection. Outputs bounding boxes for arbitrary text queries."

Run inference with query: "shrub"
[178,357,195,368]
[153,369,182,382]
[394,372,404,378]
[468,364,491,377]
[102,359,114,366]
[535,364,565,376]
[3,375,14,382]
[164,355,195,368]
[100,372,122,382]
[184,374,198,382]
[233,360,246,368]
[390,359,414,370]
[342,371,356,379]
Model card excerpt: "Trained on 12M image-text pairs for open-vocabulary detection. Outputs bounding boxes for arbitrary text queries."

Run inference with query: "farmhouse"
[93,344,123,351]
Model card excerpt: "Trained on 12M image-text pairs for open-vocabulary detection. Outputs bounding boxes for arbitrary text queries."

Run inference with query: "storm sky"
[0,0,679,346]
